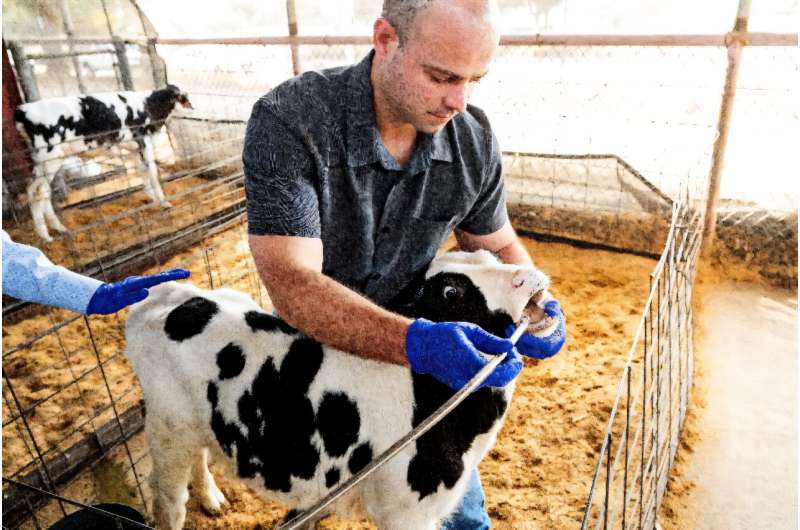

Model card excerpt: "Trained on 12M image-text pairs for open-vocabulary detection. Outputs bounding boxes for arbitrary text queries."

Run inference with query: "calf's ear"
[385,271,427,317]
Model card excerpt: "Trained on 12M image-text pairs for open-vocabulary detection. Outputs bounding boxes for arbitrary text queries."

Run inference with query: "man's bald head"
[381,0,497,47]
[372,0,499,134]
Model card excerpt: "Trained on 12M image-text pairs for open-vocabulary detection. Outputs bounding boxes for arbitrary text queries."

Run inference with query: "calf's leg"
[147,418,196,530]
[191,447,227,514]
[137,135,171,207]
[27,176,56,242]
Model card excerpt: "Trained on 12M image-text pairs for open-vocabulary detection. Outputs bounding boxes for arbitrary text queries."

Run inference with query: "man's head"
[372,0,499,134]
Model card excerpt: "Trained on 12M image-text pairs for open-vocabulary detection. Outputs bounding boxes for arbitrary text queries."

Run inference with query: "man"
[244,0,566,528]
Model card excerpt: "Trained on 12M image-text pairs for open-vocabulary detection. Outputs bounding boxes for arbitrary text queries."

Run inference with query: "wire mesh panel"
[2,217,267,528]
[579,184,703,529]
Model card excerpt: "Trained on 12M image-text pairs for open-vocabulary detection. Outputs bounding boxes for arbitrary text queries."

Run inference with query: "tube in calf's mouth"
[524,295,559,337]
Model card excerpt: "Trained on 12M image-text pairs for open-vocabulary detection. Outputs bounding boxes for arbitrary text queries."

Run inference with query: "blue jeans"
[441,470,490,530]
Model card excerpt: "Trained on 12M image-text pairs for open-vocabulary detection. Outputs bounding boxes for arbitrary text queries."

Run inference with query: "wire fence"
[579,187,702,529]
[1,16,797,530]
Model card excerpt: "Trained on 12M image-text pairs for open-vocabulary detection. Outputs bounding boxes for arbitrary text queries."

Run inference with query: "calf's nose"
[511,269,537,289]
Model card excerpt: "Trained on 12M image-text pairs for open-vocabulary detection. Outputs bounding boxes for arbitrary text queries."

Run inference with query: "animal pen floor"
[657,278,797,530]
[2,220,666,529]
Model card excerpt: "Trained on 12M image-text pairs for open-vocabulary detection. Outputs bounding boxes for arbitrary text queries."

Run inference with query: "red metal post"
[2,40,33,199]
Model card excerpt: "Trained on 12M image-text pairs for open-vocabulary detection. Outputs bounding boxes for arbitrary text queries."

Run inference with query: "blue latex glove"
[506,300,566,359]
[406,319,523,390]
[85,269,190,315]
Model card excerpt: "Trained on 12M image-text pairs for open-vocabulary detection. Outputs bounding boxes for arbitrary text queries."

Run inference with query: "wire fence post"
[58,0,87,94]
[112,36,135,91]
[146,38,167,87]
[286,0,302,75]
[7,41,40,102]
[702,0,752,255]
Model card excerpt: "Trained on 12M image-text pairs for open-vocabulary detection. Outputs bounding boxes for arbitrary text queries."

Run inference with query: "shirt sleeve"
[1,231,102,314]
[457,130,509,235]
[243,98,321,238]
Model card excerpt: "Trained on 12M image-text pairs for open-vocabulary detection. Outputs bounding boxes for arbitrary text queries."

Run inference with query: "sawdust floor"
[4,229,657,529]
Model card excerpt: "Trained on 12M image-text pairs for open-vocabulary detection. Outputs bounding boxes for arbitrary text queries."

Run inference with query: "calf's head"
[397,250,549,337]
[165,84,193,109]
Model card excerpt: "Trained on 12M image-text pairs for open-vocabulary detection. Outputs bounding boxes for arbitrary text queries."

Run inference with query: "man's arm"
[249,233,411,366]
[455,219,532,266]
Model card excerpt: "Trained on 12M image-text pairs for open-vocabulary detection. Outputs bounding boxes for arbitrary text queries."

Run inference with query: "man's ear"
[372,17,400,60]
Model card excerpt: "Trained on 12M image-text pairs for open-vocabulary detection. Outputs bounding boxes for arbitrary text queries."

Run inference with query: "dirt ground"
[3,225,659,529]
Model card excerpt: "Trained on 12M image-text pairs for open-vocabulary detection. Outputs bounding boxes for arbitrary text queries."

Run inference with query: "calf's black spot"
[348,442,373,474]
[245,310,296,335]
[206,337,326,493]
[316,392,360,458]
[76,96,123,145]
[208,382,239,457]
[407,374,508,500]
[217,343,245,379]
[325,467,340,488]
[165,297,218,341]
[207,382,218,407]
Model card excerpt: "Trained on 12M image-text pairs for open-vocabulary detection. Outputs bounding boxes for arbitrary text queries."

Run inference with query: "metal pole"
[113,36,135,91]
[100,0,134,90]
[702,0,751,255]
[7,41,40,101]
[286,0,302,75]
[130,0,167,88]
[59,0,87,93]
[146,38,167,87]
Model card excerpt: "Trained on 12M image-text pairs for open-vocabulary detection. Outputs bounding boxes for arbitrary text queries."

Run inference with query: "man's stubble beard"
[377,55,428,132]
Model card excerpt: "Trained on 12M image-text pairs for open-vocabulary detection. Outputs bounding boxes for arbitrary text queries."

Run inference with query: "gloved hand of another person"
[505,300,566,359]
[406,319,523,390]
[85,269,190,315]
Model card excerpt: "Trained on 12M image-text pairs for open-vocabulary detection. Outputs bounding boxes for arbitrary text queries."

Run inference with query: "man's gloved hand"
[85,269,190,315]
[505,300,566,359]
[406,319,523,390]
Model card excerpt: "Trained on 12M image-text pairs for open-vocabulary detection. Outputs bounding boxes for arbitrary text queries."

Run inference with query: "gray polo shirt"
[243,51,508,307]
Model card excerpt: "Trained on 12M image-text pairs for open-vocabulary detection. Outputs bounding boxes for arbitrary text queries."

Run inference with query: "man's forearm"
[261,265,412,366]
[496,237,533,267]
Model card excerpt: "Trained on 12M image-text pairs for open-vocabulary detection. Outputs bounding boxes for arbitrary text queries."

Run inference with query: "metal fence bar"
[2,375,68,519]
[82,318,146,513]
[146,32,798,47]
[112,36,135,90]
[7,41,40,101]
[703,0,753,252]
[622,367,631,529]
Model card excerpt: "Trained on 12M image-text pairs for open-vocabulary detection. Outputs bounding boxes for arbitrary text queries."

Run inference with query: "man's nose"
[444,83,469,113]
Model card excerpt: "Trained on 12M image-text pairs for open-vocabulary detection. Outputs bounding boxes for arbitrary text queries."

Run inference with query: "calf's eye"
[443,286,459,299]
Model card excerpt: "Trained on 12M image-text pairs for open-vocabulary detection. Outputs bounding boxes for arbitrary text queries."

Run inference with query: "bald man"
[243,1,566,527]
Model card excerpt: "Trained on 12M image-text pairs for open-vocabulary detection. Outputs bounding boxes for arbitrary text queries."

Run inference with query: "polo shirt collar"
[345,51,454,171]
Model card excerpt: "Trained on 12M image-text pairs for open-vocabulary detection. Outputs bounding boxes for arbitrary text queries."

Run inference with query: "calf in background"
[14,84,192,241]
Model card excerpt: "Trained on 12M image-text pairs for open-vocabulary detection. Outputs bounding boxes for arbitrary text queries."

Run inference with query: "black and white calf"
[14,84,192,242]
[124,250,553,530]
